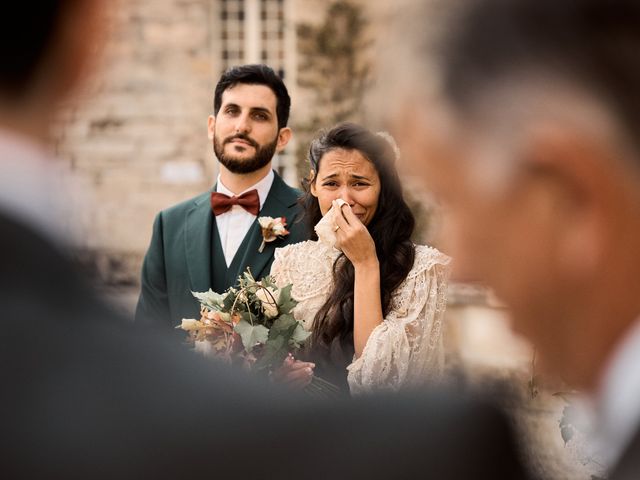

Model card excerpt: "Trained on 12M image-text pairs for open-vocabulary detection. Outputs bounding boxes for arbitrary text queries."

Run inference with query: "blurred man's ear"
[522,124,620,279]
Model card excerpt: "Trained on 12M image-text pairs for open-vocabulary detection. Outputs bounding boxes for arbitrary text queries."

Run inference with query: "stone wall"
[56,0,218,284]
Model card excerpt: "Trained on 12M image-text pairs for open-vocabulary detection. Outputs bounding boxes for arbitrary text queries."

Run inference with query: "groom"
[136,64,308,328]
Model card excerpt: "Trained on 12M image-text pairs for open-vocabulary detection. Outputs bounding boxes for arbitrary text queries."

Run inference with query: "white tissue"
[314,199,348,248]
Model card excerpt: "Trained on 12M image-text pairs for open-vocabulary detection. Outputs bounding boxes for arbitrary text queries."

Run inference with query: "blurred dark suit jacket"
[611,430,640,479]
[0,211,530,479]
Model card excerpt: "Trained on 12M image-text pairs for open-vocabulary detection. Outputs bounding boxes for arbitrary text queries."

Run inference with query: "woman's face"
[310,148,381,226]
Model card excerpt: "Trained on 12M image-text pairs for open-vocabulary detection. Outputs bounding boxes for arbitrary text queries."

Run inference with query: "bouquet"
[177,270,341,398]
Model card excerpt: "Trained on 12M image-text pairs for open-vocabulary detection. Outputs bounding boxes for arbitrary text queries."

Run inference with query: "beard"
[213,132,278,174]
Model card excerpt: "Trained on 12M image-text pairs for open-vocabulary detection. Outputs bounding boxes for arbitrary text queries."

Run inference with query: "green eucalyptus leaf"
[261,275,276,289]
[253,317,300,370]
[234,320,269,352]
[276,284,298,314]
[243,269,255,284]
[240,311,258,325]
[191,289,225,309]
[292,324,311,345]
[222,291,237,311]
[271,314,297,332]
[265,335,286,350]
[254,335,288,370]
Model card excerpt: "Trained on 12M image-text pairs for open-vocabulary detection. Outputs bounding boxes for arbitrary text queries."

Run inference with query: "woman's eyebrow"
[321,173,339,181]
[350,174,370,180]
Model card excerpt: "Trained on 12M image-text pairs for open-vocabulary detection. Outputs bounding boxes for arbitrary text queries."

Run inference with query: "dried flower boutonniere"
[258,216,289,253]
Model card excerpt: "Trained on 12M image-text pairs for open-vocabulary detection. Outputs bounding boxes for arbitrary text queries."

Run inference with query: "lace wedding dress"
[271,240,451,395]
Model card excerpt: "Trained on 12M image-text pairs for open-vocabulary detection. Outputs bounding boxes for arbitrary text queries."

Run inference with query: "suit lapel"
[232,172,301,281]
[227,220,263,283]
[185,191,214,292]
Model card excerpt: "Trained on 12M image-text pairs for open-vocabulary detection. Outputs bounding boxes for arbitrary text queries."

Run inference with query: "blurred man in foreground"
[0,1,527,478]
[394,0,640,477]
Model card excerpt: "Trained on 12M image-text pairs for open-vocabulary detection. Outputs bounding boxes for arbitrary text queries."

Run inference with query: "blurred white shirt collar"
[0,128,72,243]
[596,316,640,467]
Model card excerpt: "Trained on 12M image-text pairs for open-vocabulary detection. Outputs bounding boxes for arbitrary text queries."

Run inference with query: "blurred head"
[0,1,105,140]
[301,123,416,386]
[394,0,640,389]
[208,65,292,174]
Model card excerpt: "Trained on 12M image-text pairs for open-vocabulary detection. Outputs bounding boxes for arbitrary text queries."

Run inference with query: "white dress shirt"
[595,316,640,467]
[215,170,274,267]
[0,128,74,242]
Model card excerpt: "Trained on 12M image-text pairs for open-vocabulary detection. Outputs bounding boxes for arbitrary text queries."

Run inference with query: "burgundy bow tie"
[210,189,260,216]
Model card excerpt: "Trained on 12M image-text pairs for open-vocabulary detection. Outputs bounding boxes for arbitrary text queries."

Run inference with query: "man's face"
[208,83,288,174]
[396,104,572,358]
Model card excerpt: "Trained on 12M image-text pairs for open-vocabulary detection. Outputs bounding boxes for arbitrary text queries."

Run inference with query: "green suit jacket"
[135,172,309,328]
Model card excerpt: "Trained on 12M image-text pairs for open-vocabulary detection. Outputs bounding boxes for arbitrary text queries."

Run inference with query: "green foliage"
[222,289,237,312]
[234,320,269,352]
[188,269,306,372]
[254,335,287,371]
[276,283,297,315]
[292,324,311,345]
[254,315,298,371]
[191,289,225,310]
[185,269,341,397]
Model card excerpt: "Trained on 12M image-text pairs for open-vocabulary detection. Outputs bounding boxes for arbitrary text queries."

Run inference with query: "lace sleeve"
[346,247,451,395]
[270,246,291,289]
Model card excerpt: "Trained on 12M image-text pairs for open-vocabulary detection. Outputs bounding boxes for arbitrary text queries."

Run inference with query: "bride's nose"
[338,185,355,201]
[337,188,355,206]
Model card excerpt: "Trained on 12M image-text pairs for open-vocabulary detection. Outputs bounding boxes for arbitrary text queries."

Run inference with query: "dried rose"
[255,286,279,318]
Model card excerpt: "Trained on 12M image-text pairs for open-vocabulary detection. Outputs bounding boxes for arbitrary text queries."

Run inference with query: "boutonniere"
[258,216,289,253]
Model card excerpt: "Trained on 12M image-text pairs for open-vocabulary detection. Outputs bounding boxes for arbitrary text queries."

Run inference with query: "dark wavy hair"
[300,122,416,387]
[213,64,291,129]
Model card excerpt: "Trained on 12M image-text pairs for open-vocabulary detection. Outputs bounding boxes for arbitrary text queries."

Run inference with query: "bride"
[271,123,450,394]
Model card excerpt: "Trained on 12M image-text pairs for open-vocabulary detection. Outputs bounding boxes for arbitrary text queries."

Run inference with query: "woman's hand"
[333,200,379,269]
[271,353,315,389]
[333,200,383,358]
